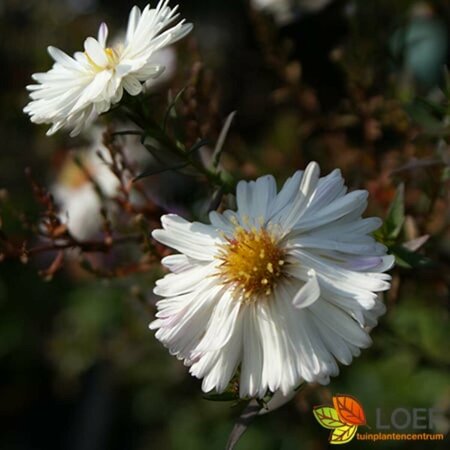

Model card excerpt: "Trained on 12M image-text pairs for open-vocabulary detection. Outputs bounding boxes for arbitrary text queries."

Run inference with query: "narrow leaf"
[163,86,187,131]
[390,244,434,269]
[189,139,210,155]
[133,162,188,182]
[383,183,405,240]
[212,111,236,168]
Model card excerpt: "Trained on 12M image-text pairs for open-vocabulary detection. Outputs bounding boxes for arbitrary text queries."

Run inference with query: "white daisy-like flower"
[24,1,192,137]
[150,162,394,398]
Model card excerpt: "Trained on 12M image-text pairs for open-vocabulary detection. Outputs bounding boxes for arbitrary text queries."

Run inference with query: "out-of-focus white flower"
[24,1,192,136]
[52,128,149,240]
[251,0,333,25]
[150,162,393,398]
[143,47,177,92]
[390,2,448,91]
[52,137,119,240]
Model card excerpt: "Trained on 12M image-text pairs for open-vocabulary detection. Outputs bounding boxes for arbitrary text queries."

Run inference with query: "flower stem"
[225,399,260,450]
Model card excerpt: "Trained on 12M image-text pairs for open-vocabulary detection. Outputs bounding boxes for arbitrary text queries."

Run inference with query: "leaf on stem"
[133,162,189,182]
[212,111,236,169]
[376,183,405,243]
[163,86,187,132]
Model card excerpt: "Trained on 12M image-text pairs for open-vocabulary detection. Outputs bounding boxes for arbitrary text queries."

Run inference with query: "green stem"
[114,104,235,193]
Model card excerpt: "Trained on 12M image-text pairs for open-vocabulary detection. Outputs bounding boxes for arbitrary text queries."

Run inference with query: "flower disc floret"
[218,225,286,300]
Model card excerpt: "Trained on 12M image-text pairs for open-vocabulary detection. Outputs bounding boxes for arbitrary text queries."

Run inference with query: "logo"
[313,394,366,444]
[313,394,445,444]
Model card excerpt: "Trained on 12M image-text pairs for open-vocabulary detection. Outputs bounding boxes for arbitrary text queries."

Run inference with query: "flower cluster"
[22,0,393,412]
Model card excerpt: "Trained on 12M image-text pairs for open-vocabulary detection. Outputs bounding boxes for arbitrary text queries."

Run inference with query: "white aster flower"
[150,162,394,398]
[24,1,192,136]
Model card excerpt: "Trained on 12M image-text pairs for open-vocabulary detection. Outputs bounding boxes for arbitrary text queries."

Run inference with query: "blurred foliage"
[0,0,449,449]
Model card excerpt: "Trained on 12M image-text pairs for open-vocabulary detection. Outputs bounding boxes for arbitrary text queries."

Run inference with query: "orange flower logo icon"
[314,394,366,444]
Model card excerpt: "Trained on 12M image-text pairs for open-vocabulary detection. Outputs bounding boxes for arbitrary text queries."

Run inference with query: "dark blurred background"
[0,0,449,449]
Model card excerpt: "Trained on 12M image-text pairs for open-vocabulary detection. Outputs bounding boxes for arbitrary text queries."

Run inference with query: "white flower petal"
[152,281,222,359]
[257,300,285,392]
[239,305,265,398]
[154,263,216,297]
[97,22,109,48]
[235,175,277,225]
[122,76,143,95]
[268,170,302,220]
[84,37,109,68]
[292,270,320,309]
[209,210,235,234]
[281,161,320,233]
[294,190,369,232]
[126,6,142,44]
[71,69,112,112]
[193,291,241,353]
[161,254,191,273]
[152,214,221,261]
[291,249,391,292]
[310,301,372,349]
[289,236,386,256]
[47,47,81,71]
[306,169,346,213]
[200,317,244,393]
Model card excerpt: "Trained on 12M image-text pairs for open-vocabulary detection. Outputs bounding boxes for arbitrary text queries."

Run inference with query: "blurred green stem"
[115,103,235,194]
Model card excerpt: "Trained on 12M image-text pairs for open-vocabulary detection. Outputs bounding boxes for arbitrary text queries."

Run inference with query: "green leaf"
[163,86,187,132]
[390,244,434,269]
[212,111,236,169]
[188,139,210,154]
[404,98,447,135]
[378,183,405,242]
[133,162,189,182]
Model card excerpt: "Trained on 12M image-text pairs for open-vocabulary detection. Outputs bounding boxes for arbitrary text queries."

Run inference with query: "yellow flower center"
[218,224,286,301]
[86,47,120,72]
[104,48,119,68]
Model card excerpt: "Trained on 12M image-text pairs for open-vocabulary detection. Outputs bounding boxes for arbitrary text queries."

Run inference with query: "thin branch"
[111,130,143,137]
[27,234,141,255]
